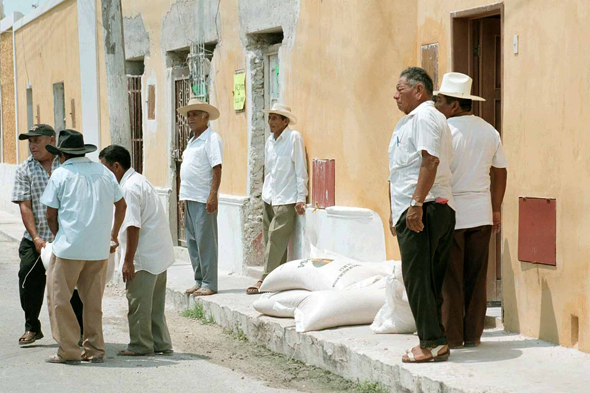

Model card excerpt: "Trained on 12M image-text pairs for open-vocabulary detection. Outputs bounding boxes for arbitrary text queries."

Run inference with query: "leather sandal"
[402,345,450,363]
[246,280,263,295]
[185,285,201,294]
[193,287,216,297]
[19,331,43,345]
[45,356,81,365]
[117,350,154,356]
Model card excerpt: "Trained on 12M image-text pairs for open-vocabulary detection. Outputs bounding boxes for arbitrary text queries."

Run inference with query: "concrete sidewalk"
[2,209,589,392]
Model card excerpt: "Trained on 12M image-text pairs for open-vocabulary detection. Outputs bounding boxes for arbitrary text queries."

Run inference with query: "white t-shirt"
[179,128,223,203]
[448,115,508,230]
[389,101,455,226]
[118,168,175,275]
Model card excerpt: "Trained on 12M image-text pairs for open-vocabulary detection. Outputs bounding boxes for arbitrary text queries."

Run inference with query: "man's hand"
[492,211,502,233]
[206,193,218,213]
[389,215,396,237]
[295,202,306,215]
[33,237,46,253]
[406,206,425,233]
[122,260,135,283]
[110,234,119,253]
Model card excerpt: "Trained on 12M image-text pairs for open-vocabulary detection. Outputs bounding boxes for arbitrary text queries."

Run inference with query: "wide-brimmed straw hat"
[262,103,297,125]
[434,72,485,102]
[45,129,97,155]
[177,98,220,120]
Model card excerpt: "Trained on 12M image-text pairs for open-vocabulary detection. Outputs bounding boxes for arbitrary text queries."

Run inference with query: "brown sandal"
[19,331,43,345]
[402,345,450,363]
[117,350,154,356]
[193,288,216,297]
[246,280,263,295]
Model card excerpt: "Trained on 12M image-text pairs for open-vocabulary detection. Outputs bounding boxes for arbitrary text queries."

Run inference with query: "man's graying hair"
[400,67,434,97]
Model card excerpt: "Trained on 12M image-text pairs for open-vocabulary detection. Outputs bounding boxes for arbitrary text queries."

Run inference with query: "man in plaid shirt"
[11,124,83,346]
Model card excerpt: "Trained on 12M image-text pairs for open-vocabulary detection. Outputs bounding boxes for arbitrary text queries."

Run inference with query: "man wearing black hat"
[40,130,127,364]
[11,125,84,346]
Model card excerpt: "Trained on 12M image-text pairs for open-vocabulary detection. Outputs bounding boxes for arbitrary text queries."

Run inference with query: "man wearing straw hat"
[40,130,127,364]
[177,98,223,297]
[434,72,508,349]
[246,104,308,295]
[11,124,84,346]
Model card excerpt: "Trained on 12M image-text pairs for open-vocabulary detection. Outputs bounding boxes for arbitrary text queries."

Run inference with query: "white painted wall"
[218,195,248,274]
[0,163,19,216]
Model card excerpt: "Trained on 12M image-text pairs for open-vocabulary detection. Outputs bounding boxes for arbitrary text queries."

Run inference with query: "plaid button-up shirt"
[11,155,60,242]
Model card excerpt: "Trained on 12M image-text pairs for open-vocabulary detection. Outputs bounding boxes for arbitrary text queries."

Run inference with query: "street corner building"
[0,0,588,354]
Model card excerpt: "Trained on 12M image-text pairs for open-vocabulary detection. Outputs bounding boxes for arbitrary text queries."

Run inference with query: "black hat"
[45,129,97,155]
[18,124,56,140]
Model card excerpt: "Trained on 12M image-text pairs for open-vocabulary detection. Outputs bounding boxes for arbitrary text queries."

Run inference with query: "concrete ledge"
[164,262,590,393]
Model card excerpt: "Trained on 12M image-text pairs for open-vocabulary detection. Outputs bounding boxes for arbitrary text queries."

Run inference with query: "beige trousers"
[262,203,296,280]
[125,270,172,354]
[47,255,107,360]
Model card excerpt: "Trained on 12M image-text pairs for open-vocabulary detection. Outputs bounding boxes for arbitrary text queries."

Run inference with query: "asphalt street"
[0,232,299,393]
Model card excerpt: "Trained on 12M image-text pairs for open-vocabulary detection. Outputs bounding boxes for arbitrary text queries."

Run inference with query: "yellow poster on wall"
[233,71,246,111]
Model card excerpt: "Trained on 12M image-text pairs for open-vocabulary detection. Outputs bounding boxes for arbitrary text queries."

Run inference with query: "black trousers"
[18,238,84,334]
[396,202,455,348]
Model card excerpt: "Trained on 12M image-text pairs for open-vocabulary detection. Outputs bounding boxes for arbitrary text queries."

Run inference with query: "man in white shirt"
[40,130,126,364]
[177,98,223,297]
[246,104,308,295]
[99,145,175,356]
[434,72,508,349]
[390,67,455,363]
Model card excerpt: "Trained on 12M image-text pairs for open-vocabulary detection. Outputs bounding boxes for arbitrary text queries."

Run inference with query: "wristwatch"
[410,199,423,208]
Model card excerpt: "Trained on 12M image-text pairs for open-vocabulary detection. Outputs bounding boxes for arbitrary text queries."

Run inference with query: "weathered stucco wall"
[417,0,590,352]
[281,0,418,259]
[1,32,16,164]
[14,0,82,163]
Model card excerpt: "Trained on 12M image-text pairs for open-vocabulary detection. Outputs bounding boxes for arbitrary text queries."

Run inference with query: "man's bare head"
[394,67,434,115]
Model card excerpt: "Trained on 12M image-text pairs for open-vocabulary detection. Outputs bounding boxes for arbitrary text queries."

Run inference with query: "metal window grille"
[127,76,143,173]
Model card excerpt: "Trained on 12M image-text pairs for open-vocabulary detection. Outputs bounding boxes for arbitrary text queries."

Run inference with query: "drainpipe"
[12,27,18,163]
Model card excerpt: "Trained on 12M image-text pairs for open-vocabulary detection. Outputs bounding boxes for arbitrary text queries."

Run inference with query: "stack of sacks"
[41,243,117,282]
[253,251,396,332]
[370,262,417,334]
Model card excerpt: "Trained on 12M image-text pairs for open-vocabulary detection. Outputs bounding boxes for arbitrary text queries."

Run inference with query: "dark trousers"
[396,202,455,348]
[442,225,492,347]
[18,238,84,334]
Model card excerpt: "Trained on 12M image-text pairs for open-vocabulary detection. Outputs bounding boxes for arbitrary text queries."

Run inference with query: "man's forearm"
[124,226,140,262]
[18,202,39,239]
[491,167,508,212]
[112,199,127,239]
[209,165,222,197]
[412,153,439,202]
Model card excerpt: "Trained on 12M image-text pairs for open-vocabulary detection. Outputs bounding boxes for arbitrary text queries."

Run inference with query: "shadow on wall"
[539,278,559,345]
[501,239,520,333]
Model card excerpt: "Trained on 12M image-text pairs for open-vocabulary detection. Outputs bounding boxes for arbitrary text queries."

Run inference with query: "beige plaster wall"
[281,0,418,259]
[14,0,82,163]
[417,0,590,352]
[1,31,16,164]
[120,0,248,192]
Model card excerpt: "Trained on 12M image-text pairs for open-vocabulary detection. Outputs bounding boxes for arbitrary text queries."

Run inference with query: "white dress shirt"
[262,128,308,206]
[388,101,455,226]
[448,115,508,230]
[179,128,223,203]
[40,157,124,260]
[118,168,175,275]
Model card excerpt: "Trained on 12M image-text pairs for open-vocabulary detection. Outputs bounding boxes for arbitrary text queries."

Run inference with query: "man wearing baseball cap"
[11,125,84,347]
[40,129,127,364]
[434,72,508,349]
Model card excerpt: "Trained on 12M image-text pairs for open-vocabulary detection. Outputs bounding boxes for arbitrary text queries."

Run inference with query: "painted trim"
[12,29,19,163]
[12,0,68,32]
[325,206,374,220]
[219,194,249,206]
[77,0,101,160]
[0,12,24,33]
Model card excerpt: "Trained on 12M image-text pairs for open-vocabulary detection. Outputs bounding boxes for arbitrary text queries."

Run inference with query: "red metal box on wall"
[518,197,556,266]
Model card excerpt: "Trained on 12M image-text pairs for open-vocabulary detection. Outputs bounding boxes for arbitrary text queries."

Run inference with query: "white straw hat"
[434,72,485,102]
[262,103,298,125]
[177,98,220,120]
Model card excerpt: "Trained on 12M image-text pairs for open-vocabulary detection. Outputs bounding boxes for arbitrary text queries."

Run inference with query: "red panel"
[311,159,335,209]
[518,197,556,266]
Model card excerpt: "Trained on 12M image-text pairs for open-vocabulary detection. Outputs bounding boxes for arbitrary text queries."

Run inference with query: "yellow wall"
[417,0,590,352]
[15,0,82,163]
[1,31,16,164]
[282,0,418,259]
[97,0,111,150]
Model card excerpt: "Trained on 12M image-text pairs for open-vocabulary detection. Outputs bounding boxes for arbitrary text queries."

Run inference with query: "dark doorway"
[452,5,503,305]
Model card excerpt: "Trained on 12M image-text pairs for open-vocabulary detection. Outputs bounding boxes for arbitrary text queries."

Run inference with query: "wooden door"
[174,78,191,246]
[472,16,503,304]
